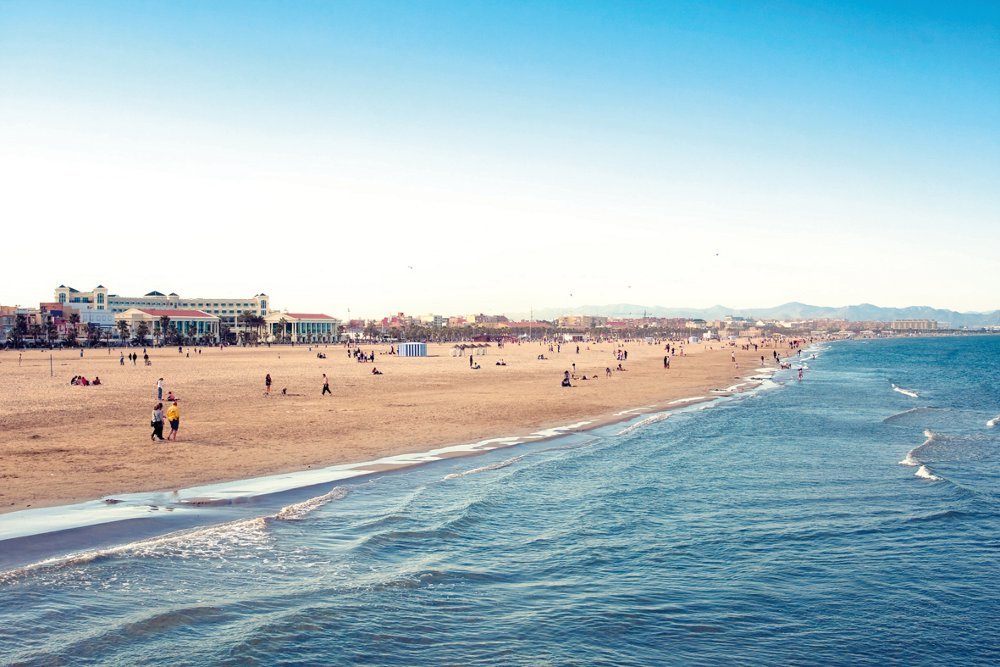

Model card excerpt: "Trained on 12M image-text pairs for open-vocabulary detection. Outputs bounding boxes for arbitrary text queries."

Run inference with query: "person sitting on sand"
[372,367,383,375]
[166,390,176,401]
[561,370,572,387]
[93,376,101,386]
[70,376,78,385]
[617,364,625,371]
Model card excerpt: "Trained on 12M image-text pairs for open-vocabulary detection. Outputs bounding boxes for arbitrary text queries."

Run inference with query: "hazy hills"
[516,302,1000,328]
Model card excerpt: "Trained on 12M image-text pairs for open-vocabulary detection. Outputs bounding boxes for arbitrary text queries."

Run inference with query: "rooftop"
[136,309,217,318]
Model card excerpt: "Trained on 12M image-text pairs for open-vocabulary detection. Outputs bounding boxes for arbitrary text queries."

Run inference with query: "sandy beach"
[0,339,791,513]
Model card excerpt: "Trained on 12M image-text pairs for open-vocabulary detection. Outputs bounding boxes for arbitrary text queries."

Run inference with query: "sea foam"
[899,430,934,466]
[443,455,523,480]
[891,384,919,398]
[274,486,349,521]
[617,413,669,436]
[915,465,942,481]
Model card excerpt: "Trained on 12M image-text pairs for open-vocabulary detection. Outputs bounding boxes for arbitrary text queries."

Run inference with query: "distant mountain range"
[513,302,1000,328]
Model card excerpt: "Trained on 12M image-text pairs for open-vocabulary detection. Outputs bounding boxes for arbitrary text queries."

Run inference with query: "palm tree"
[277,317,288,343]
[66,313,80,347]
[158,315,171,346]
[187,324,197,344]
[237,311,253,346]
[117,320,130,345]
[135,321,150,344]
[45,315,57,347]
[11,314,27,347]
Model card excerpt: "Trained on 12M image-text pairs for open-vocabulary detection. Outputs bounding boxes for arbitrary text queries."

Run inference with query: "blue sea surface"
[1,336,998,665]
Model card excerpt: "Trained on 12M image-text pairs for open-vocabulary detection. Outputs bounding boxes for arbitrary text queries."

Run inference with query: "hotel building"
[55,285,269,334]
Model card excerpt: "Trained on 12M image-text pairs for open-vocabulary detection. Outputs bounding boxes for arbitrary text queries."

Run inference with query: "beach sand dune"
[0,340,778,512]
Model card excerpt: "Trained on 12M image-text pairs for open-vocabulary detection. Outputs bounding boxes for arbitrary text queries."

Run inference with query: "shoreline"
[1,338,806,516]
[0,370,783,551]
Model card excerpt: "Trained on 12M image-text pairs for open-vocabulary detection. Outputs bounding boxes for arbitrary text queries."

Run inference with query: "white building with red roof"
[264,311,340,344]
[115,308,221,343]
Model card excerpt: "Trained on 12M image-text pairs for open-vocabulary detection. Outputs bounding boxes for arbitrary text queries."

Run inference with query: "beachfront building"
[891,320,938,331]
[557,315,607,330]
[264,312,339,344]
[55,285,269,335]
[114,308,221,344]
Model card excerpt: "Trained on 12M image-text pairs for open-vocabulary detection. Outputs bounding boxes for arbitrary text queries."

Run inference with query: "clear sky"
[2,1,998,317]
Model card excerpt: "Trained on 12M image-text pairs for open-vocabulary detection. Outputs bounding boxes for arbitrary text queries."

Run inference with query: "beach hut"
[398,342,427,357]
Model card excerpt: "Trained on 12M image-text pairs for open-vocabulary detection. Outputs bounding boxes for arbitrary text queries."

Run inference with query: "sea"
[1,335,997,666]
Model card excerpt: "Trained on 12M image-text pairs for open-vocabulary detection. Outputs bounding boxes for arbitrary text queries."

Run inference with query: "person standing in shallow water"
[150,402,165,441]
[165,400,180,441]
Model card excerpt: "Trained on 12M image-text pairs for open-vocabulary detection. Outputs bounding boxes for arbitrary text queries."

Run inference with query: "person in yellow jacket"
[165,400,181,441]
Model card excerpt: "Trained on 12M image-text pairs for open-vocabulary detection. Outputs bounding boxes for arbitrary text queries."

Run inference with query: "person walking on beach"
[165,400,180,441]
[265,373,272,396]
[120,352,125,366]
[150,402,165,441]
[322,373,331,395]
[157,378,164,400]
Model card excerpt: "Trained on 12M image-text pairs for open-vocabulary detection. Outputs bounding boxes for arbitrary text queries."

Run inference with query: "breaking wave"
[914,465,942,481]
[899,430,935,467]
[443,456,523,480]
[1,485,351,585]
[617,413,669,436]
[274,486,349,521]
[891,384,919,398]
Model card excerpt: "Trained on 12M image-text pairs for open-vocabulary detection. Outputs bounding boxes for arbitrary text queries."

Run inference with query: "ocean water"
[1,336,998,666]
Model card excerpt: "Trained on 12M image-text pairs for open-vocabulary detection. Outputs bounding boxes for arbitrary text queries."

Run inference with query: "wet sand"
[0,339,788,513]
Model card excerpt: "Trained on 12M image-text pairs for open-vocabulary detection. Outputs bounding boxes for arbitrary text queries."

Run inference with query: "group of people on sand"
[150,400,180,442]
[120,350,151,366]
[71,375,100,386]
[150,377,180,441]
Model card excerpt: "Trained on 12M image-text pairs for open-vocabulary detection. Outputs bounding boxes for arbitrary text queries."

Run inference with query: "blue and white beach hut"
[398,342,427,357]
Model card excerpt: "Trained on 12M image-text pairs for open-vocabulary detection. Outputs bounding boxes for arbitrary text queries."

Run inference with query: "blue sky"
[1,1,998,315]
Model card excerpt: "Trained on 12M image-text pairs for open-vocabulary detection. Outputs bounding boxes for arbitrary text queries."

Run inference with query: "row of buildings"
[1,283,957,348]
[2,285,339,346]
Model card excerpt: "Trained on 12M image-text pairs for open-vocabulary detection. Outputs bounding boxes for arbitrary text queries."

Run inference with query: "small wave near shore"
[891,383,920,398]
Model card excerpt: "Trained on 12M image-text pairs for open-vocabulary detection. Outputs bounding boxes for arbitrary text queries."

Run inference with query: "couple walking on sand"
[151,400,180,441]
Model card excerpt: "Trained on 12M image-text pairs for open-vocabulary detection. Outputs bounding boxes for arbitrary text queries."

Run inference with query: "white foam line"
[616,413,669,436]
[0,417,598,540]
[987,415,999,428]
[443,455,524,481]
[891,384,919,399]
